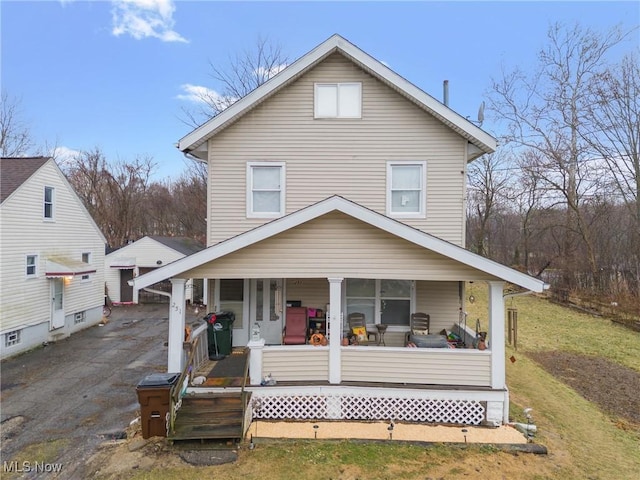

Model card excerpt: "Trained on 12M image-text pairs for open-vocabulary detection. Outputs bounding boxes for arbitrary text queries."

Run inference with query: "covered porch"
[132,197,547,430]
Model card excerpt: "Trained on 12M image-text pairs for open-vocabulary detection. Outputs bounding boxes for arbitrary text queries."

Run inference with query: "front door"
[50,278,65,330]
[250,279,283,345]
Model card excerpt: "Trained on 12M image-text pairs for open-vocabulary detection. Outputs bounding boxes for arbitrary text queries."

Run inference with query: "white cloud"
[51,146,82,168]
[176,84,237,112]
[254,63,288,80]
[111,0,187,43]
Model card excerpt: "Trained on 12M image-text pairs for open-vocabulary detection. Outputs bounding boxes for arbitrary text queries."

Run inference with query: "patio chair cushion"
[352,326,368,343]
[409,334,449,348]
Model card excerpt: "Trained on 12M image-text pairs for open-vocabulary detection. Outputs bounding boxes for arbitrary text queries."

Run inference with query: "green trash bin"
[204,311,235,359]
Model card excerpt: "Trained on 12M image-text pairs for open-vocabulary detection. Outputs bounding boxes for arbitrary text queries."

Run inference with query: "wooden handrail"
[240,347,251,437]
[168,335,199,435]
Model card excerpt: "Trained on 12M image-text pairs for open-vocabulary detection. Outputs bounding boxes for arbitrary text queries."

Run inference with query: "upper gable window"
[387,161,426,218]
[247,162,285,218]
[44,186,54,220]
[314,83,361,118]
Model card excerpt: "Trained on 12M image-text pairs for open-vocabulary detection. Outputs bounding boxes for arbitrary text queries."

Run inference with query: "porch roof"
[131,196,548,293]
[45,256,96,278]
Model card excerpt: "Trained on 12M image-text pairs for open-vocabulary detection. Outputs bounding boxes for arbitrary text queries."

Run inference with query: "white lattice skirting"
[250,393,485,425]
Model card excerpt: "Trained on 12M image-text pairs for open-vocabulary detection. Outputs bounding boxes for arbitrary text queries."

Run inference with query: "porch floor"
[193,348,249,388]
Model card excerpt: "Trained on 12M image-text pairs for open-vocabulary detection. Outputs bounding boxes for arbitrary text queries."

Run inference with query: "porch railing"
[188,322,209,374]
[167,322,208,436]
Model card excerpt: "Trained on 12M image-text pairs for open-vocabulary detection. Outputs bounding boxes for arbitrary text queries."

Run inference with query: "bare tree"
[64,148,156,248]
[584,51,640,240]
[488,22,631,289]
[0,91,34,157]
[181,36,288,127]
[466,152,512,257]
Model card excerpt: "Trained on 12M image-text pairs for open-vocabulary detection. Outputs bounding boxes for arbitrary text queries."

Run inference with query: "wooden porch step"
[169,392,247,442]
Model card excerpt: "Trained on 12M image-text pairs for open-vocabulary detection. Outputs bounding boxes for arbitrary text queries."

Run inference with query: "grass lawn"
[93,285,640,479]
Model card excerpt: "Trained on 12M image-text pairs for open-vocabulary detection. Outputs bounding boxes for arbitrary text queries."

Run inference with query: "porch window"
[345,279,414,327]
[26,254,38,277]
[44,186,54,220]
[314,83,362,118]
[387,161,426,218]
[247,162,285,218]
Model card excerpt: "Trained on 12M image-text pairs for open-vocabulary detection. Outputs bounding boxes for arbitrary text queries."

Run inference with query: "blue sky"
[2,1,638,179]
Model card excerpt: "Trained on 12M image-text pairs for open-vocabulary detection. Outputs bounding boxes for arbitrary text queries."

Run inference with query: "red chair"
[283,307,308,345]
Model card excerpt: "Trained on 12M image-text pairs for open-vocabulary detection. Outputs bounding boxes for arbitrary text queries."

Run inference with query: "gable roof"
[0,157,49,203]
[132,196,547,293]
[149,236,205,256]
[178,34,497,159]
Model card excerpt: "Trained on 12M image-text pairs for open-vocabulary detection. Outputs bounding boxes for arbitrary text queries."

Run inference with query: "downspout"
[142,287,172,300]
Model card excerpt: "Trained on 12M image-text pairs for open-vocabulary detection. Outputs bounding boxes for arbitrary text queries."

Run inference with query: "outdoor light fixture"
[313,424,319,439]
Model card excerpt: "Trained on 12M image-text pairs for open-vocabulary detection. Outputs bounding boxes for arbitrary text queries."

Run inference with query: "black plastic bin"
[136,372,180,439]
[204,311,235,358]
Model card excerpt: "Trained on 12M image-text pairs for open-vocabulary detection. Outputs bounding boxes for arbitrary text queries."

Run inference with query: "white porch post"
[488,281,506,389]
[167,278,187,373]
[328,278,343,385]
[247,338,265,385]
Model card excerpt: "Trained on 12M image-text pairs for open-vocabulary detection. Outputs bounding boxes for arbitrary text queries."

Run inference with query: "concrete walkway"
[0,304,191,478]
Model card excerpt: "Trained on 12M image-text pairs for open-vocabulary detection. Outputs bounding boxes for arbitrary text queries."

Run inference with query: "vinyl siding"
[185,212,498,282]
[341,348,491,387]
[262,346,329,381]
[259,346,491,386]
[285,278,329,311]
[207,53,467,246]
[416,281,461,333]
[0,161,105,333]
[107,237,187,268]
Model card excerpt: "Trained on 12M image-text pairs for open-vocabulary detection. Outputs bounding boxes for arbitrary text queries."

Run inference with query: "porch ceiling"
[182,211,499,282]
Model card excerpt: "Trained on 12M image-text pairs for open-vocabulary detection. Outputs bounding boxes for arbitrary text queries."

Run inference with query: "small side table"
[375,324,388,346]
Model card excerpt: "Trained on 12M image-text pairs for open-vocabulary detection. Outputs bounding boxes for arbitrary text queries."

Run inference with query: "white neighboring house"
[105,236,204,305]
[0,157,107,359]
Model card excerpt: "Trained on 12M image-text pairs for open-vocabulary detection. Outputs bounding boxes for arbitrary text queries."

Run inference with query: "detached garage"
[105,236,204,304]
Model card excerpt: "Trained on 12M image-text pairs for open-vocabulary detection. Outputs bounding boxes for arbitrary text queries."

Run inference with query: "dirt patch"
[528,350,640,425]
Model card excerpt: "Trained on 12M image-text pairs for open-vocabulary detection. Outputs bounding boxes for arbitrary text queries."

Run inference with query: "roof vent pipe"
[443,80,449,107]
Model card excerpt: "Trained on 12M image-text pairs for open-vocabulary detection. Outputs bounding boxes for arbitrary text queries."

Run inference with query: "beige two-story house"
[133,35,547,436]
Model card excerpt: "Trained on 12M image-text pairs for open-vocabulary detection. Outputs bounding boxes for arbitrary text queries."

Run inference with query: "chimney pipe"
[443,80,449,107]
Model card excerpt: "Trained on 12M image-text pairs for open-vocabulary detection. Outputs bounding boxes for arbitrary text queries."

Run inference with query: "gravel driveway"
[0,304,182,479]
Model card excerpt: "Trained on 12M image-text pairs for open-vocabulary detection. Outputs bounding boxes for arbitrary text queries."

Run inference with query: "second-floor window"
[247,162,285,218]
[314,83,362,118]
[44,186,54,220]
[387,161,426,218]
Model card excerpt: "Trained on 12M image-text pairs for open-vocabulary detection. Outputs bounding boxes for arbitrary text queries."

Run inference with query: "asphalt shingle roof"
[0,157,50,203]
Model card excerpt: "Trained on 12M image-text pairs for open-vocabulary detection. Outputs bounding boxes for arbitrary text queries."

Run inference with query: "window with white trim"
[44,186,54,219]
[5,329,21,347]
[345,279,414,327]
[74,311,86,324]
[81,252,91,281]
[314,83,362,118]
[387,161,426,218]
[247,162,285,218]
[26,255,38,277]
